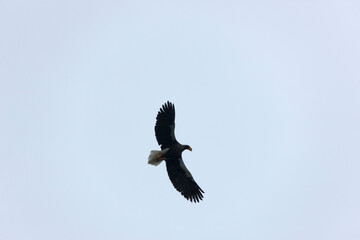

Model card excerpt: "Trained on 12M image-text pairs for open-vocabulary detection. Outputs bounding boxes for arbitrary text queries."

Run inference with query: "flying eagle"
[148,101,204,202]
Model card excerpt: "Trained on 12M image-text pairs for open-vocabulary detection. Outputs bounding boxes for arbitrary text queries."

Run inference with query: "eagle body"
[148,101,204,202]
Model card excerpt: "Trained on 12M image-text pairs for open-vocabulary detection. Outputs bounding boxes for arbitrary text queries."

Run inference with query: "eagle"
[148,101,204,202]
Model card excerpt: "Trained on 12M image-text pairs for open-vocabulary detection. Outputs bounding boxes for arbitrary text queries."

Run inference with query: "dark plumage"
[148,101,204,202]
[155,101,176,150]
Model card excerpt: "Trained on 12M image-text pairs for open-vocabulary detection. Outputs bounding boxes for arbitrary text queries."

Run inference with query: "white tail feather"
[148,150,163,166]
[148,148,169,166]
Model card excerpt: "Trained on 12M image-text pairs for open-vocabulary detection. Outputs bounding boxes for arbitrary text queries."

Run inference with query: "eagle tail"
[148,150,164,166]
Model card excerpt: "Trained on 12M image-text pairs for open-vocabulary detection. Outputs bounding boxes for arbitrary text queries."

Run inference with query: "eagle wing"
[165,157,204,202]
[155,101,177,149]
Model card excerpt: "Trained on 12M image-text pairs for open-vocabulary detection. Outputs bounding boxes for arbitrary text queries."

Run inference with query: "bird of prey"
[148,101,204,202]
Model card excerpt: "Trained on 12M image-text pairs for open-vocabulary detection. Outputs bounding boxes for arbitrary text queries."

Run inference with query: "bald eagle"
[148,101,204,202]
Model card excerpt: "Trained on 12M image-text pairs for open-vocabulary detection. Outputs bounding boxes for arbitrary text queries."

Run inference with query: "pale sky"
[1,1,359,240]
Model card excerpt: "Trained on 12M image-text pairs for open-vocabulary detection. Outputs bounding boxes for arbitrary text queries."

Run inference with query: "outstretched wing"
[165,157,204,202]
[155,101,177,149]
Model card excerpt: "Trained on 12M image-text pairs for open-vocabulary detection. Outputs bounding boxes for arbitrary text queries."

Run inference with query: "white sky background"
[1,1,359,239]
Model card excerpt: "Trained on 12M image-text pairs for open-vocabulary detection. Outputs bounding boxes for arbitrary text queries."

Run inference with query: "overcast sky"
[1,1,359,240]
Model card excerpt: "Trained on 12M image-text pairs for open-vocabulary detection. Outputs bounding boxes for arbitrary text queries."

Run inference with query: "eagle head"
[184,145,192,152]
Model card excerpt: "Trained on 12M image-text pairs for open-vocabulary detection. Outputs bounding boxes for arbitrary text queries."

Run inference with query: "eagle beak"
[188,146,192,151]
